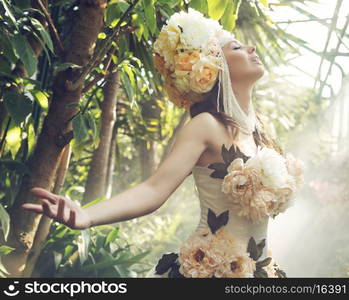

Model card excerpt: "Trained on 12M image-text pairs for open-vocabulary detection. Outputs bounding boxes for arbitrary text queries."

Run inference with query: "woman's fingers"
[67,209,76,228]
[21,203,44,214]
[30,187,58,205]
[57,198,65,220]
[42,200,55,218]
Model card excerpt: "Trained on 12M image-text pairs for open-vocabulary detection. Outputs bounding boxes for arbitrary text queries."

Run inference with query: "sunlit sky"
[266,0,349,98]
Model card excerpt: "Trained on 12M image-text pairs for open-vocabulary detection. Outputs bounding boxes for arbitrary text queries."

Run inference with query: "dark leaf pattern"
[207,208,229,234]
[256,256,272,268]
[207,127,260,179]
[168,262,185,278]
[155,253,178,275]
[275,266,287,278]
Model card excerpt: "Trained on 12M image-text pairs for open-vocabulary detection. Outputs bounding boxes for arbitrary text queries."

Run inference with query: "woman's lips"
[252,58,262,64]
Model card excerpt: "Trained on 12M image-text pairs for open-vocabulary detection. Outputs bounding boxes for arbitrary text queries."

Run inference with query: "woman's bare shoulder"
[189,112,221,129]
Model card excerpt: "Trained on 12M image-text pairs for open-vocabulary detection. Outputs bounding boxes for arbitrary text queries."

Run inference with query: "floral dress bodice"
[147,126,304,278]
[191,164,270,261]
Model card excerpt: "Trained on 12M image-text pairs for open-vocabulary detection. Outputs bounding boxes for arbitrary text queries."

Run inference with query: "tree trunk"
[83,70,120,204]
[22,144,71,277]
[105,121,119,199]
[3,0,107,277]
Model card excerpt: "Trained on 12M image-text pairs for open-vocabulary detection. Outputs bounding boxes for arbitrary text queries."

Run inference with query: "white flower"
[245,147,288,189]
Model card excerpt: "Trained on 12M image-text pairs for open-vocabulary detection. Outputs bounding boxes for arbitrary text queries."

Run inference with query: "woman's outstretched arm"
[22,112,215,229]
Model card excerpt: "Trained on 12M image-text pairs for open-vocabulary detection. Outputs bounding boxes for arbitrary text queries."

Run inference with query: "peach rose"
[222,158,261,203]
[215,254,256,278]
[178,228,221,277]
[210,229,256,278]
[174,51,200,71]
[189,56,220,93]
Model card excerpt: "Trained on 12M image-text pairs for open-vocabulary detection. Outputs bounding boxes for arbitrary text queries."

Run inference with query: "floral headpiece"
[153,8,234,108]
[153,8,258,135]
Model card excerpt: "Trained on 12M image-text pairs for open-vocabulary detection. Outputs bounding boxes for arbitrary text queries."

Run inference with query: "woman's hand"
[21,187,92,230]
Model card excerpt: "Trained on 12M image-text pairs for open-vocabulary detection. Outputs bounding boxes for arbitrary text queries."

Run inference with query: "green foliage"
[3,91,33,125]
[207,0,229,20]
[0,203,10,241]
[34,222,150,277]
[142,0,157,35]
[0,245,15,277]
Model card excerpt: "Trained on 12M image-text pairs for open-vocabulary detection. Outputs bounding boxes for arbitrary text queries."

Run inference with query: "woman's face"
[222,39,264,83]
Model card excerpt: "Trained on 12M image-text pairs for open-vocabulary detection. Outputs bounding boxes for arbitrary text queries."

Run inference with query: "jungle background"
[0,0,348,278]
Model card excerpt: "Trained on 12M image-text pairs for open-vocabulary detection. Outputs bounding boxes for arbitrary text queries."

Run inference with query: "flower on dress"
[178,227,256,278]
[245,147,288,189]
[211,229,256,278]
[220,146,305,223]
[221,158,261,201]
[178,227,221,278]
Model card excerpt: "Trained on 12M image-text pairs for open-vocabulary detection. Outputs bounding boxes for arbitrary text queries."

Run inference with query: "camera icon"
[3,281,20,297]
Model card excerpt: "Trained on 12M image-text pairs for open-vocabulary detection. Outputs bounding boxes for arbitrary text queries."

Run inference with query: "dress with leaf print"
[146,126,304,278]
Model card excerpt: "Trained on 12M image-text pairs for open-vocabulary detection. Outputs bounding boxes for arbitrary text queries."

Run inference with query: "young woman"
[22,9,303,278]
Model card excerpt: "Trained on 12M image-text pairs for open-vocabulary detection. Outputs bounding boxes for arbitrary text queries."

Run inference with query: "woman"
[22,9,304,278]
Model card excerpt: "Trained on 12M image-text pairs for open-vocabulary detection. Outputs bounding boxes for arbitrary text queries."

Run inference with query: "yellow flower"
[189,56,220,93]
[174,51,200,71]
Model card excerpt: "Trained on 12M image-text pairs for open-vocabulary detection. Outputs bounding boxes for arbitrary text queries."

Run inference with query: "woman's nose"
[248,45,256,54]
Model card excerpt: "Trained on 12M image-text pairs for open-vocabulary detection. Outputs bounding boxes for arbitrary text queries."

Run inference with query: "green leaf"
[142,0,157,35]
[0,204,10,242]
[77,229,90,266]
[5,126,21,159]
[105,2,122,26]
[0,257,10,276]
[132,13,144,41]
[10,33,38,76]
[0,34,17,64]
[53,62,82,76]
[189,0,208,14]
[72,112,88,145]
[29,17,54,54]
[220,0,240,31]
[32,90,49,109]
[104,227,119,246]
[207,0,229,20]
[121,72,133,103]
[0,0,18,29]
[14,0,31,9]
[84,111,97,140]
[0,245,15,255]
[3,91,33,125]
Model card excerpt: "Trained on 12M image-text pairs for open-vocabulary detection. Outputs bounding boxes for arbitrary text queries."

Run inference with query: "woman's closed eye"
[233,46,241,50]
